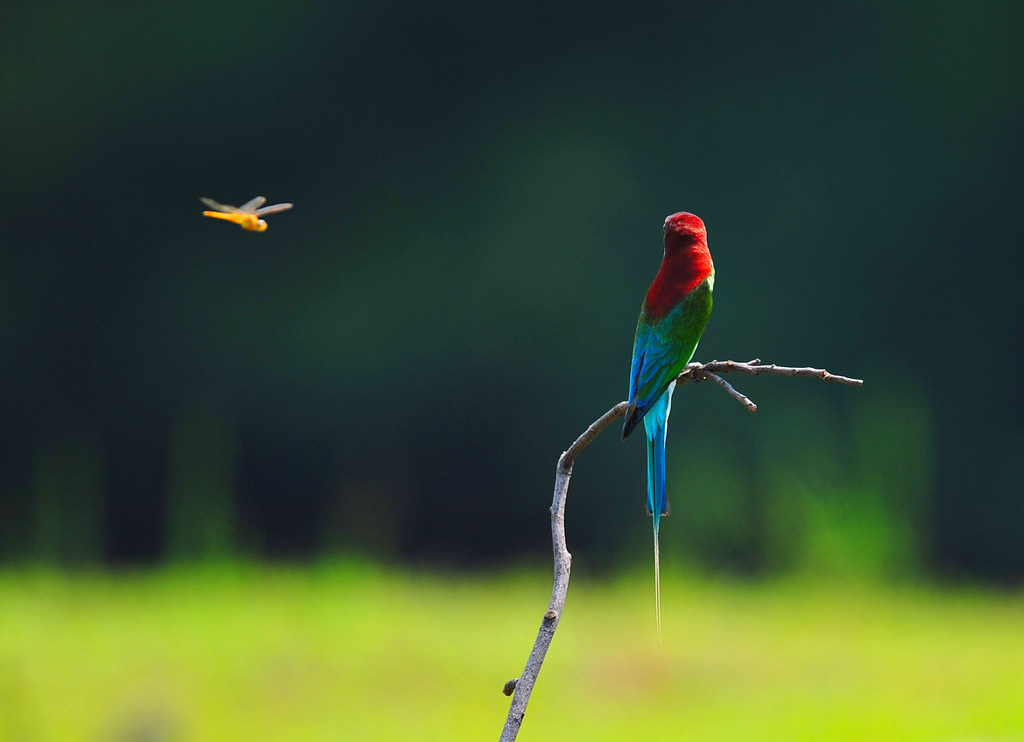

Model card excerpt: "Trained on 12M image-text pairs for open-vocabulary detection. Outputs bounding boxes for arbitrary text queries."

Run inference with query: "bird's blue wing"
[622,280,713,438]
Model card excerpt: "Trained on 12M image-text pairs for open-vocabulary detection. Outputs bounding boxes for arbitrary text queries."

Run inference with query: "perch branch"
[499,359,862,742]
[678,359,863,387]
[498,400,628,742]
[699,370,758,412]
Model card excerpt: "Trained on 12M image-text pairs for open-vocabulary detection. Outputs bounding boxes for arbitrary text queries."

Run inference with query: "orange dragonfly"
[200,196,293,232]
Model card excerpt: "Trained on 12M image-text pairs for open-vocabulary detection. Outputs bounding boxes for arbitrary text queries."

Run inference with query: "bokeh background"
[2,1,1023,740]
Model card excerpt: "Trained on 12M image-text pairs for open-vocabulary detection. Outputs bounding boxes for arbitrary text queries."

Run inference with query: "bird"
[200,196,293,232]
[622,212,715,635]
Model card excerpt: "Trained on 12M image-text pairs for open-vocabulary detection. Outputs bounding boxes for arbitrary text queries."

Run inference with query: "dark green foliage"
[0,0,1022,577]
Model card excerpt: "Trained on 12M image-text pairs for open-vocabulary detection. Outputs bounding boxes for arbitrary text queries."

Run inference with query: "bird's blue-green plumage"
[626,280,714,438]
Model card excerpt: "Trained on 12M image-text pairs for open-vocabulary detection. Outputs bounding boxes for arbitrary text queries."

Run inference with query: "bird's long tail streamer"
[653,514,662,638]
[643,382,674,640]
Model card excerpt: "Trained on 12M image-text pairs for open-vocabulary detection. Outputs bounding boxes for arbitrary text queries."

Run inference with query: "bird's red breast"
[643,212,714,320]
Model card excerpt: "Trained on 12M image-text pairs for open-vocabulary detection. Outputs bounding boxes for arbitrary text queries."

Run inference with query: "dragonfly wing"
[254,203,293,216]
[239,196,266,212]
[200,197,242,213]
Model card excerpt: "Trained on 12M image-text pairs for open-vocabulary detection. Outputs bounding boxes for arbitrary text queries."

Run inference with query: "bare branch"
[498,401,626,742]
[499,359,862,741]
[703,371,757,412]
[678,360,863,387]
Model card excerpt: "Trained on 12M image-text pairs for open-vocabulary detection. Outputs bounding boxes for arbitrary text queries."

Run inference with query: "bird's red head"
[663,212,707,252]
[643,211,714,319]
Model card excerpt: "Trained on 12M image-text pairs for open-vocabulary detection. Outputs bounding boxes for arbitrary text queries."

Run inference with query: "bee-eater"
[622,212,714,634]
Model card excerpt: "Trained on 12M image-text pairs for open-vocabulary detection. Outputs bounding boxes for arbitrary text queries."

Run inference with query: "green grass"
[1,564,1023,741]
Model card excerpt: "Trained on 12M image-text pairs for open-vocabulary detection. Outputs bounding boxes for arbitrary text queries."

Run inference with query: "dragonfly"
[200,196,293,232]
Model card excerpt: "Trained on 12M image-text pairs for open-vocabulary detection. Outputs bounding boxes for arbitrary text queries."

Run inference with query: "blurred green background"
[1,0,1023,739]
